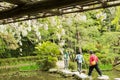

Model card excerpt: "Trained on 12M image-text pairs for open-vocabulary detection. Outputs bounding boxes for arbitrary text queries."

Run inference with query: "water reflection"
[0,70,119,80]
[0,71,75,80]
[91,70,120,80]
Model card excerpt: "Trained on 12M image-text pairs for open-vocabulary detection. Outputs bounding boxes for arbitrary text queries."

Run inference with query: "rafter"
[0,0,26,5]
[0,0,120,24]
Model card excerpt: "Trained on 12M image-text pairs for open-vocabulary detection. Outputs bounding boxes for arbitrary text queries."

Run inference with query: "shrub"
[34,41,60,57]
[36,57,57,71]
[34,41,60,71]
[68,61,77,70]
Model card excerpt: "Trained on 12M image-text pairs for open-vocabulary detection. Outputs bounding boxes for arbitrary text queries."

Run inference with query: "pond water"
[0,71,75,80]
[0,70,119,80]
[91,70,120,80]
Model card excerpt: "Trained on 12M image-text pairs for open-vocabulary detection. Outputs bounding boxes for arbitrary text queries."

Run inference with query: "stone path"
[56,60,64,69]
[56,60,111,80]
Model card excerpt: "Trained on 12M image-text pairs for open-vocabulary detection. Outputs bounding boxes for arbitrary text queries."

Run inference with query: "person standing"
[63,49,69,70]
[88,51,102,77]
[75,51,84,74]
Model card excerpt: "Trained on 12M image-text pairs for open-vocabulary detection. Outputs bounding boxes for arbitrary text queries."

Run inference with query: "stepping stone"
[114,78,120,80]
[48,68,58,73]
[97,75,109,80]
[73,72,88,79]
[60,69,73,77]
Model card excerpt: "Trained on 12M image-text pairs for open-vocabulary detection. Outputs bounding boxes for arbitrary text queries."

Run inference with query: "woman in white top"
[75,51,84,73]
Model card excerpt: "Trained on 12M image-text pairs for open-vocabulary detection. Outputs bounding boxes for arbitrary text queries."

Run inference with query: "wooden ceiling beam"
[0,0,26,5]
[0,0,120,24]
[0,0,94,20]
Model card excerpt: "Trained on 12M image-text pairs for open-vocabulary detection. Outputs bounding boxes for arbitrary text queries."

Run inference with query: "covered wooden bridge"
[0,0,120,24]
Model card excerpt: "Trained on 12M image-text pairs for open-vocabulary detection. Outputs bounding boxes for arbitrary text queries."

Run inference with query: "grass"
[19,64,39,71]
[99,64,113,70]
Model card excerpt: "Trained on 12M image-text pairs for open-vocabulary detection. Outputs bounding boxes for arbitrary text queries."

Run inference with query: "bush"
[99,64,113,70]
[34,41,60,57]
[36,57,57,71]
[35,41,60,71]
[68,61,77,70]
[100,58,108,64]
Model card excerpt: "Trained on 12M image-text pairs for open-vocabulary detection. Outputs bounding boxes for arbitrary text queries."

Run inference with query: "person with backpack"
[88,50,102,77]
[75,50,84,74]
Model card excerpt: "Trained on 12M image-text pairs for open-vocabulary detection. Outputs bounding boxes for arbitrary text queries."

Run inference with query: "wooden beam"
[0,0,26,5]
[0,0,94,20]
[1,1,120,25]
[0,0,120,24]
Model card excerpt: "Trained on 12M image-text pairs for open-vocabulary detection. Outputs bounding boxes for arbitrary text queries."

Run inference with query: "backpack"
[64,52,69,59]
[76,54,83,63]
[91,60,96,65]
[91,55,97,66]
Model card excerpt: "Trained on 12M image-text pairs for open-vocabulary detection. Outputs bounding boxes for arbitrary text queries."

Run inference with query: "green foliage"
[0,38,6,54]
[96,53,106,59]
[82,43,98,51]
[35,41,60,71]
[83,53,89,65]
[0,33,19,58]
[35,41,60,56]
[68,61,77,70]
[0,56,40,66]
[100,58,111,64]
[17,37,35,57]
[0,33,19,50]
[36,57,57,71]
[19,64,39,71]
[99,64,113,70]
[100,32,119,45]
[98,32,120,54]
[112,7,120,31]
[96,52,117,65]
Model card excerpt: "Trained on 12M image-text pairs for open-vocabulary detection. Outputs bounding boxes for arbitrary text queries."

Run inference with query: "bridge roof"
[0,0,120,24]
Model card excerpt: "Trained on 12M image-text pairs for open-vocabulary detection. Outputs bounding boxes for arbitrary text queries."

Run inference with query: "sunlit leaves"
[82,43,98,51]
[35,41,60,56]
[0,33,19,50]
[96,11,107,21]
[100,32,120,45]
[112,6,120,31]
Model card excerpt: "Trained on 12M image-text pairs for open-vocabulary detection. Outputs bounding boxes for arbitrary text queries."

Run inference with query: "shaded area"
[0,0,120,24]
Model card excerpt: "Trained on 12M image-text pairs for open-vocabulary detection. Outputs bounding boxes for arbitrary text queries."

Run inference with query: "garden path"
[56,60,64,69]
